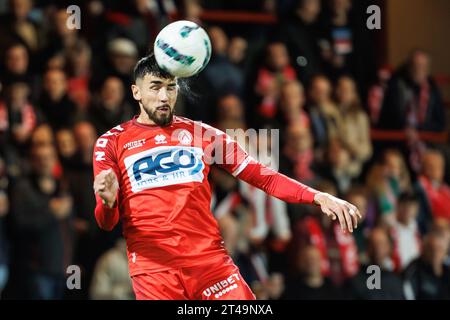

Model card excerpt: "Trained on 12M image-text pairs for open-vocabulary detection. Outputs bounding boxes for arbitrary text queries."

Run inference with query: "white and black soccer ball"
[153,20,212,78]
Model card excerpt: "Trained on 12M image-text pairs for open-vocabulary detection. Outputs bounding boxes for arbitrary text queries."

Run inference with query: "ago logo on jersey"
[124,146,205,192]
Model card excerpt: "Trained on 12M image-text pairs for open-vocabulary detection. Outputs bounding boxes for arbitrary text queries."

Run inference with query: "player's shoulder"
[97,119,134,141]
[172,115,197,127]
[174,116,224,135]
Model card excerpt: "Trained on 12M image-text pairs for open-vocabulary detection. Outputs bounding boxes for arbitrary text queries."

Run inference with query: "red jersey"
[93,115,318,276]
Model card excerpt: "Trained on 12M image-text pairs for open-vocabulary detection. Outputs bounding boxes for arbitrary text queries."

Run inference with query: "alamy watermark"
[367,5,381,30]
[66,265,81,290]
[64,4,381,31]
[366,265,381,290]
[66,5,81,30]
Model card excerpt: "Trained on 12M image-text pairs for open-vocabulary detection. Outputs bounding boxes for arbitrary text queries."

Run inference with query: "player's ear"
[131,84,141,101]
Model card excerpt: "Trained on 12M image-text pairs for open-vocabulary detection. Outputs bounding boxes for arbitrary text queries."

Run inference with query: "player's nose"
[158,87,169,102]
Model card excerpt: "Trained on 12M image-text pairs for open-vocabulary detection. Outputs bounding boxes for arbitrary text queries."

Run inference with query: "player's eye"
[167,85,177,91]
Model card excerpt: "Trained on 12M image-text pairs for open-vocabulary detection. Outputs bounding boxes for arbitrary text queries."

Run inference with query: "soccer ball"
[154,20,212,78]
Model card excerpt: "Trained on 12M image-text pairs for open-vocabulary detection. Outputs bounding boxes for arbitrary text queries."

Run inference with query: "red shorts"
[131,255,256,300]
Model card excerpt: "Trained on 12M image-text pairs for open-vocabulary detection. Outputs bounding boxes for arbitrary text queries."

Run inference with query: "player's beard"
[145,104,174,126]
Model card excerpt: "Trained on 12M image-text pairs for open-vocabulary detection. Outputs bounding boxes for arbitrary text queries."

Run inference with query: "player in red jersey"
[92,54,361,300]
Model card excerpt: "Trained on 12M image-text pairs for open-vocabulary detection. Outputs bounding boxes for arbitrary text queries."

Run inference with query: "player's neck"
[136,112,157,126]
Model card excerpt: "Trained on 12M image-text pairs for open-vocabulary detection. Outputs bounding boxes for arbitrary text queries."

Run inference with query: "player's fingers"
[332,207,346,232]
[104,173,112,186]
[96,169,111,182]
[106,169,116,180]
[95,183,106,193]
[348,202,361,218]
[341,205,353,233]
[105,170,117,186]
[94,177,105,188]
[322,207,337,221]
[355,207,362,220]
[98,170,109,178]
[346,203,359,229]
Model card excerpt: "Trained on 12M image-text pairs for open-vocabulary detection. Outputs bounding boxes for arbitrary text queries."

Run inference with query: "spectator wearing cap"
[92,38,138,106]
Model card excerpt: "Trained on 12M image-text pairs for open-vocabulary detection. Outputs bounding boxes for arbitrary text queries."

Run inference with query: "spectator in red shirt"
[254,42,297,119]
[66,39,92,111]
[280,123,315,184]
[0,82,37,148]
[417,149,450,231]
[277,80,310,128]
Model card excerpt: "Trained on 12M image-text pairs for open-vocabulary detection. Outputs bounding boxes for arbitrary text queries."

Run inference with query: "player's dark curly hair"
[133,53,174,83]
[133,52,196,102]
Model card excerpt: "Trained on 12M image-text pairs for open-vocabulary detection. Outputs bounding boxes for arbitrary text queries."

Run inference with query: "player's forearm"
[237,159,319,204]
[94,196,119,231]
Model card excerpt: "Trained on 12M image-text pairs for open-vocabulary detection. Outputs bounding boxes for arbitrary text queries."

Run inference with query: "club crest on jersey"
[124,146,205,192]
[177,130,193,145]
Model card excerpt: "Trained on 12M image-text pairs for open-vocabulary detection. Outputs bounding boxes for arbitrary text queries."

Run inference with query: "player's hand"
[93,168,119,208]
[313,192,362,233]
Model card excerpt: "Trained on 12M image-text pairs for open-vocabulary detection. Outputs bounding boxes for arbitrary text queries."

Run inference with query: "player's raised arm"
[213,129,361,233]
[236,159,361,233]
[92,134,121,231]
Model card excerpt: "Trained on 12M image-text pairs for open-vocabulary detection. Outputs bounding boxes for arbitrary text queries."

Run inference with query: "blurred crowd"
[0,0,449,300]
